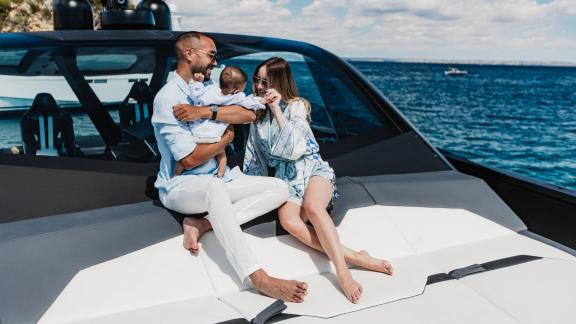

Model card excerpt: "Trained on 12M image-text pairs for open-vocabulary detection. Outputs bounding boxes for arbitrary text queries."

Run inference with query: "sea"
[351,62,576,192]
[1,61,575,191]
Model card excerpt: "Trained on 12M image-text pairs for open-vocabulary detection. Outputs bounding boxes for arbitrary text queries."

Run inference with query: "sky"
[166,0,576,64]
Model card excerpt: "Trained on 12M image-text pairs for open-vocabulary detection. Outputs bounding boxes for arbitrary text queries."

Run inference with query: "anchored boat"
[0,1,575,323]
[444,67,468,76]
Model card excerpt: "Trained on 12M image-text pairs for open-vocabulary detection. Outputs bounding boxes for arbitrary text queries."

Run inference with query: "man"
[152,31,307,303]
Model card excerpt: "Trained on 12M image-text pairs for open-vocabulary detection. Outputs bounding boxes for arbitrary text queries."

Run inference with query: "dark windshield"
[0,43,392,162]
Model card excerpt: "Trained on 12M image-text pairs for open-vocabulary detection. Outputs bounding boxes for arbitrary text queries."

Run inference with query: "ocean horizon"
[345,58,576,68]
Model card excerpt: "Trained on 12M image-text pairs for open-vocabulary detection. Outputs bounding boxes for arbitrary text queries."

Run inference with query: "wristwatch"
[210,104,219,121]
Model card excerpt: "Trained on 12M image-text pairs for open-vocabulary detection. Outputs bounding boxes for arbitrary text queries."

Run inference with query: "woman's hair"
[253,57,311,120]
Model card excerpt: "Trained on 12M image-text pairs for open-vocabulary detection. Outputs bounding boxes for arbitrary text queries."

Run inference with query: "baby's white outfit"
[188,80,265,143]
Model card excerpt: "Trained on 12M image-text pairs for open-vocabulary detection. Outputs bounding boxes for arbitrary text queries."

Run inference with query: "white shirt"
[152,73,235,193]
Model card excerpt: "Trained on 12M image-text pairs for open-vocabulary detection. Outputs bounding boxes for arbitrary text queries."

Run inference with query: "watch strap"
[210,105,218,121]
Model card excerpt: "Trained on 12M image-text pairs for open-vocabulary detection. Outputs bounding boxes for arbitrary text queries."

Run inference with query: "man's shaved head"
[174,31,217,81]
[175,31,210,61]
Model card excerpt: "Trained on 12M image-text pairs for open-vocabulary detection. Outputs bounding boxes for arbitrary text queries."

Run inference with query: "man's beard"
[192,62,213,80]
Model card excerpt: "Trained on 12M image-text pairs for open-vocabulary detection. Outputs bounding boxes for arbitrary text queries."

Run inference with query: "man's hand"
[177,124,235,170]
[174,161,185,177]
[174,104,209,122]
[216,152,227,178]
[176,105,256,124]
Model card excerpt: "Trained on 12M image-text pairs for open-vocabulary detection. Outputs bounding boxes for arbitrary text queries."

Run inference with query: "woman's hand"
[173,104,208,122]
[265,88,282,118]
[264,88,287,128]
[265,88,282,106]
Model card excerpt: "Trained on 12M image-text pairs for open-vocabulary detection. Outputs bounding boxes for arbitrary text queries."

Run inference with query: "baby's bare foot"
[253,272,308,303]
[182,217,210,253]
[354,250,394,275]
[337,273,363,304]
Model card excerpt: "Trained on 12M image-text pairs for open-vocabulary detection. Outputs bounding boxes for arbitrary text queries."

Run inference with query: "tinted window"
[304,57,383,138]
[220,51,383,142]
[0,49,27,66]
[221,52,338,142]
[77,54,137,72]
[0,46,155,159]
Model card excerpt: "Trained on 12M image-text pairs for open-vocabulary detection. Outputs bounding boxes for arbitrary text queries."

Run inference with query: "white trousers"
[160,174,288,281]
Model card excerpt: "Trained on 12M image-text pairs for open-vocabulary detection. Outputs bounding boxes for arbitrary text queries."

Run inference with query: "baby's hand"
[259,96,271,105]
[173,161,185,177]
[216,152,227,178]
[193,73,205,82]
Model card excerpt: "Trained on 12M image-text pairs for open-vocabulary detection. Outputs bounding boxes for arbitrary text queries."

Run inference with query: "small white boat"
[444,67,468,76]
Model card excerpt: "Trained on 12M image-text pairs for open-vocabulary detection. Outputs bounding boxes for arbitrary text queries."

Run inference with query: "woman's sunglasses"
[253,76,269,87]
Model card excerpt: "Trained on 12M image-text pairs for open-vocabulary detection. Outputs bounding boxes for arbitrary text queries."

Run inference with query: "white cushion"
[221,255,434,319]
[424,234,576,272]
[71,297,241,324]
[39,237,215,324]
[198,206,416,296]
[378,206,515,253]
[461,258,576,324]
[280,280,519,323]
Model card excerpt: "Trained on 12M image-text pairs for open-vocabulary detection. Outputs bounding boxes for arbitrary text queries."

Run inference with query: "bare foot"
[182,217,211,253]
[353,250,394,275]
[337,272,363,304]
[252,270,308,303]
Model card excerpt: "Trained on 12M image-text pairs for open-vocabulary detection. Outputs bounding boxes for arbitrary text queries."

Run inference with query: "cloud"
[167,0,576,63]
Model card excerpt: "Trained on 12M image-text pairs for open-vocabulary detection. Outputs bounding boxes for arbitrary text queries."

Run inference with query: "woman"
[243,57,393,304]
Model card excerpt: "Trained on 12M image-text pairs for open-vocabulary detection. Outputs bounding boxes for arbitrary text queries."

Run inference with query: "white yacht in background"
[0,74,152,107]
[0,1,574,324]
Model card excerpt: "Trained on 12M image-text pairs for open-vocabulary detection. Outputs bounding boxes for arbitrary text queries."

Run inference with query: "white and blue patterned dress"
[243,99,338,206]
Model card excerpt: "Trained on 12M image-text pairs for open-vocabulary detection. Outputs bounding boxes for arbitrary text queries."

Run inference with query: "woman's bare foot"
[337,272,363,304]
[182,217,211,253]
[352,250,394,275]
[251,270,308,303]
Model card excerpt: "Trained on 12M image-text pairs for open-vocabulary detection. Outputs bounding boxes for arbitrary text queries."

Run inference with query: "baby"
[175,66,269,179]
[188,65,267,143]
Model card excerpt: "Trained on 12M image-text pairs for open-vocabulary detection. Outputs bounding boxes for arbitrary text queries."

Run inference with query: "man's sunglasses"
[189,47,218,62]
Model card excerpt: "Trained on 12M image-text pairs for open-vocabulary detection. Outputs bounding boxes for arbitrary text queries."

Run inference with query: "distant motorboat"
[444,67,468,76]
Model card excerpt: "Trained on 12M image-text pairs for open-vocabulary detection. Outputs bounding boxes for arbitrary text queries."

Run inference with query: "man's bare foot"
[352,250,394,275]
[337,272,363,304]
[251,270,308,303]
[182,217,211,253]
